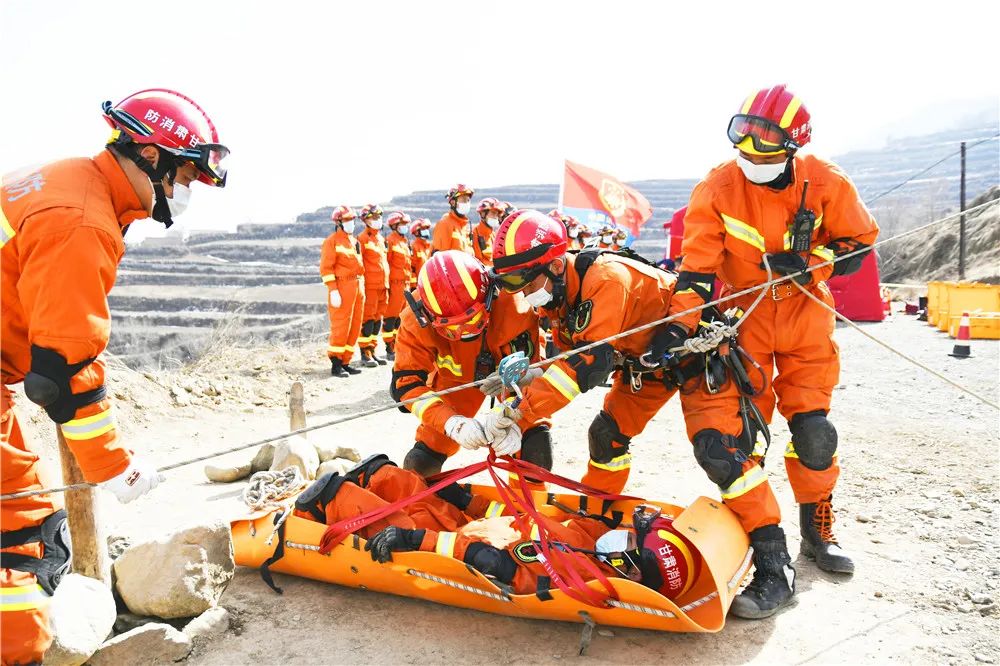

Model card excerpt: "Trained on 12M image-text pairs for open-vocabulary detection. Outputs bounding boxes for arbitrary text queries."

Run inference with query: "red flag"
[561,160,653,236]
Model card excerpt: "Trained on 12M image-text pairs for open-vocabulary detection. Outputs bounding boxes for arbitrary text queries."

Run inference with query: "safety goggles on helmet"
[494,265,547,293]
[727,114,798,154]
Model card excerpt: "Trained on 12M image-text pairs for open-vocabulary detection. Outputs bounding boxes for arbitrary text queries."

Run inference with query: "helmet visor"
[174,143,230,187]
[727,114,794,154]
[495,266,545,293]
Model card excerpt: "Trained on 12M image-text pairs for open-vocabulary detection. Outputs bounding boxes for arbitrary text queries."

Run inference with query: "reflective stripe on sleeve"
[485,501,506,518]
[435,532,457,557]
[811,245,835,262]
[720,464,768,500]
[60,407,115,441]
[0,207,15,247]
[322,274,337,283]
[411,395,443,421]
[541,364,581,401]
[435,355,462,377]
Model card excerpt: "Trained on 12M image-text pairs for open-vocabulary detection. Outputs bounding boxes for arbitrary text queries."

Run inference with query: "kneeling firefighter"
[391,251,552,488]
[477,210,686,495]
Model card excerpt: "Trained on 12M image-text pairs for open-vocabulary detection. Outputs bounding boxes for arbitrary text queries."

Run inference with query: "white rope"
[242,467,308,511]
[792,281,999,410]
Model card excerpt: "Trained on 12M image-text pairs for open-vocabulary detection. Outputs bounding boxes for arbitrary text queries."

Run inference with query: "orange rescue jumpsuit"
[392,291,548,486]
[301,464,616,596]
[1,152,145,665]
[471,222,494,266]
[431,211,472,254]
[359,227,390,355]
[567,237,584,252]
[383,231,412,352]
[516,254,680,494]
[320,229,366,365]
[410,237,431,287]
[671,154,878,529]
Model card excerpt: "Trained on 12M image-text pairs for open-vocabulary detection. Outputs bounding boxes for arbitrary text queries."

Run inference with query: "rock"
[874,590,884,598]
[970,593,993,605]
[43,574,117,666]
[107,535,131,560]
[979,603,996,616]
[113,612,159,634]
[856,514,873,523]
[204,463,252,483]
[271,434,319,480]
[597,629,615,638]
[250,443,276,472]
[317,458,354,478]
[142,371,156,381]
[182,607,231,642]
[952,488,966,497]
[315,444,362,463]
[88,624,191,665]
[955,558,971,572]
[114,522,234,619]
[958,535,977,545]
[974,654,995,664]
[173,390,191,407]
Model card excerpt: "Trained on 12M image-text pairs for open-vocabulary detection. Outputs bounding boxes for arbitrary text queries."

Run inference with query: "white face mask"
[736,154,788,184]
[568,227,580,238]
[601,234,613,244]
[397,224,410,235]
[167,183,191,218]
[595,530,631,558]
[368,218,383,230]
[456,202,472,216]
[485,217,499,229]
[341,220,356,234]
[419,230,430,239]
[524,287,553,309]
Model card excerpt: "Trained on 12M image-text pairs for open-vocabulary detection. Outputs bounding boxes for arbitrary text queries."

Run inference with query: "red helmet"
[447,183,475,203]
[547,209,579,230]
[415,251,490,341]
[728,84,811,155]
[411,217,431,233]
[331,206,357,224]
[477,197,502,220]
[359,204,384,221]
[598,223,616,236]
[102,88,228,187]
[491,209,568,292]
[386,211,412,229]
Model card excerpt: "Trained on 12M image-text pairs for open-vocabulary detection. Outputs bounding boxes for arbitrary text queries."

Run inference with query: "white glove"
[477,410,516,444]
[478,367,543,397]
[100,458,165,504]
[491,421,522,457]
[328,289,342,308]
[444,415,489,450]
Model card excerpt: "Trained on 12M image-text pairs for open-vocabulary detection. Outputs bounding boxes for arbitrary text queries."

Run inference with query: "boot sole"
[800,544,856,575]
[729,595,797,620]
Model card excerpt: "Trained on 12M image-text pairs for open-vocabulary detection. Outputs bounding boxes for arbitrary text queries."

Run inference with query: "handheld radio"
[789,180,815,253]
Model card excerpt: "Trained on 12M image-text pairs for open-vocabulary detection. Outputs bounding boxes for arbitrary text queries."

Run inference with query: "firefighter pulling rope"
[2,198,997,503]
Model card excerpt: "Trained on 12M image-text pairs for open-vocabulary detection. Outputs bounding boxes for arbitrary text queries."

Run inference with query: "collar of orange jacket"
[93,149,149,229]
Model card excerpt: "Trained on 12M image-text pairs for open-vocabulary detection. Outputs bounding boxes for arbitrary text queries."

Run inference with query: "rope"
[3,198,997,502]
[792,281,999,410]
[242,467,308,511]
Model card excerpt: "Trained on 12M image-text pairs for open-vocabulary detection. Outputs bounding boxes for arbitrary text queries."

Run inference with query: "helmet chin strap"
[112,140,178,226]
[151,182,175,228]
[542,262,568,309]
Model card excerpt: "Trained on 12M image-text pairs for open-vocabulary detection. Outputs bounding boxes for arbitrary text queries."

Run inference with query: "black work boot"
[402,443,447,477]
[374,353,388,366]
[800,497,855,574]
[385,343,396,362]
[330,358,349,378]
[730,524,796,620]
[342,362,362,375]
[362,350,378,368]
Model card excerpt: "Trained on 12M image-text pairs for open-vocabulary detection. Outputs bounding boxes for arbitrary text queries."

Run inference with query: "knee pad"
[464,542,517,585]
[346,453,397,488]
[360,320,373,337]
[520,425,553,471]
[0,509,73,595]
[789,411,838,471]
[24,345,104,424]
[692,429,746,489]
[588,410,631,464]
[566,342,615,393]
[402,442,447,477]
[294,472,349,523]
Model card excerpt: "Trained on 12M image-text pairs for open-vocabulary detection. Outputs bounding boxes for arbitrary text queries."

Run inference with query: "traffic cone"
[949,312,972,358]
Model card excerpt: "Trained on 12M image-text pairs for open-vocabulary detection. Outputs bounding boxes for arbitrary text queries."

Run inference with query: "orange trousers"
[681,283,841,529]
[1,387,57,666]
[581,372,677,494]
[382,280,408,347]
[327,277,365,364]
[361,286,388,352]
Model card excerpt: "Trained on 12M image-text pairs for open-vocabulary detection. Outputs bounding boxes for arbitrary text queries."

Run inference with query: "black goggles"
[727,114,797,154]
[494,266,546,293]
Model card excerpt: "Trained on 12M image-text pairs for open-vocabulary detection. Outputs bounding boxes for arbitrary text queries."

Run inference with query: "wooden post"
[959,141,967,280]
[57,430,110,585]
[289,381,305,431]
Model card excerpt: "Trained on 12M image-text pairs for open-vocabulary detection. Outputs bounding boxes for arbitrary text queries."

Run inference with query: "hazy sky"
[2,0,998,241]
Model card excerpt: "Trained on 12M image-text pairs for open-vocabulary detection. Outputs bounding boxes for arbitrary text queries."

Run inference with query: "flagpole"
[557,159,565,211]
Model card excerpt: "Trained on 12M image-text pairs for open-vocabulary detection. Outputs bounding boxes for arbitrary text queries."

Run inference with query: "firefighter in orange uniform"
[613,227,629,251]
[479,210,695,497]
[596,223,616,249]
[549,210,584,251]
[382,211,413,361]
[431,184,474,254]
[1,89,229,664]
[321,206,365,378]
[295,457,695,601]
[357,204,390,367]
[657,84,878,618]
[409,218,432,288]
[391,251,551,485]
[471,197,502,266]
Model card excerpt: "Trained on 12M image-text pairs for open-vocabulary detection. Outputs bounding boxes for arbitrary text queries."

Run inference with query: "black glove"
[364,526,426,563]
[435,483,473,510]
[648,324,689,363]
[762,253,811,285]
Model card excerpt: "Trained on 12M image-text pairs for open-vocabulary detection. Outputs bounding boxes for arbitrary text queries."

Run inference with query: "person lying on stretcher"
[294,454,699,600]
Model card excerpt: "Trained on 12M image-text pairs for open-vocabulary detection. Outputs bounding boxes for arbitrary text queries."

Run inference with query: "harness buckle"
[770,282,796,301]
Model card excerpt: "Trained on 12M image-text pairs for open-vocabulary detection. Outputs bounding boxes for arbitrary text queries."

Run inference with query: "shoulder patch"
[572,299,594,333]
[513,541,539,563]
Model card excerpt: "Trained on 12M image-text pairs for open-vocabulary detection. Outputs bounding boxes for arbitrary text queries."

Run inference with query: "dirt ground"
[16,307,999,665]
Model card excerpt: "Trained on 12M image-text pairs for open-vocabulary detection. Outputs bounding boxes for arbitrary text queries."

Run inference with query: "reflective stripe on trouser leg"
[581,455,631,495]
[784,441,840,504]
[0,575,53,665]
[717,459,782,534]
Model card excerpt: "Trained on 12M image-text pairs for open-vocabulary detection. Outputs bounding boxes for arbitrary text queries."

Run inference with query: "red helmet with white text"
[491,209,568,293]
[415,251,491,341]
